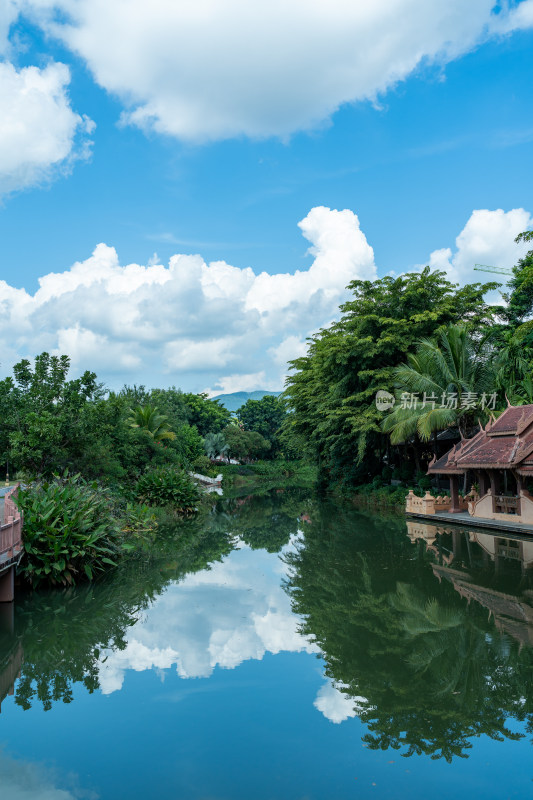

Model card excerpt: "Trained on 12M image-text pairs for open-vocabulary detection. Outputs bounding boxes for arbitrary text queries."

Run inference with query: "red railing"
[0,486,22,568]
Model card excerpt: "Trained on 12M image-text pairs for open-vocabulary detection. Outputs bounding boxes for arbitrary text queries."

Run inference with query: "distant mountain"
[212,390,281,413]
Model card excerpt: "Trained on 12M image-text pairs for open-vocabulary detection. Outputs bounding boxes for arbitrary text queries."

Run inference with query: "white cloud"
[0,60,93,195]
[97,544,318,694]
[0,206,374,390]
[314,679,365,724]
[0,0,20,54]
[491,0,533,34]
[11,0,533,142]
[268,336,308,368]
[0,751,82,800]
[426,208,533,287]
[1,205,530,391]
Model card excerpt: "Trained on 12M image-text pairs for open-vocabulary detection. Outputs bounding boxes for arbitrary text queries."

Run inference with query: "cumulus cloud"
[97,543,318,694]
[0,60,93,195]
[314,679,366,724]
[0,206,374,391]
[426,208,533,287]
[9,0,533,142]
[1,205,530,391]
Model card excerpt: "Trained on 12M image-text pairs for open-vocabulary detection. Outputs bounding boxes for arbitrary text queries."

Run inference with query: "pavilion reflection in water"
[0,603,22,712]
[407,519,533,647]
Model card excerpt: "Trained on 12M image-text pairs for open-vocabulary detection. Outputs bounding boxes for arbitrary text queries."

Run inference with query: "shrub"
[381,465,393,483]
[135,466,200,513]
[192,455,217,477]
[400,463,413,482]
[15,473,129,587]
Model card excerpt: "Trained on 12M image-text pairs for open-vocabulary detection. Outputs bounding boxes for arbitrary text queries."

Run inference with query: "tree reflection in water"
[284,503,533,762]
[1,487,312,713]
[3,489,533,764]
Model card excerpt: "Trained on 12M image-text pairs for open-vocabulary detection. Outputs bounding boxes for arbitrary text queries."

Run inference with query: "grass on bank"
[14,467,204,588]
[218,459,317,490]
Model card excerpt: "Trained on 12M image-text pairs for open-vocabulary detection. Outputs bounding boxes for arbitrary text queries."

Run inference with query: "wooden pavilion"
[424,403,533,524]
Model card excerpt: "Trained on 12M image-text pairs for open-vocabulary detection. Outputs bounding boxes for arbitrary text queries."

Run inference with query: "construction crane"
[473,263,512,276]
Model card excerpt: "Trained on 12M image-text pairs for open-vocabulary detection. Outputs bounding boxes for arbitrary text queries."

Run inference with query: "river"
[0,487,532,799]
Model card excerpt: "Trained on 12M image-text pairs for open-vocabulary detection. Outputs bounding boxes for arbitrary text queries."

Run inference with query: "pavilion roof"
[428,404,533,474]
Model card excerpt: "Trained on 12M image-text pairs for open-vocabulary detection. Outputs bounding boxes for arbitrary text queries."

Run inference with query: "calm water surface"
[0,488,532,799]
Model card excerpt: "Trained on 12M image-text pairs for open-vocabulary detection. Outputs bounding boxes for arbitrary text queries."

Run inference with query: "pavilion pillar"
[489,470,501,497]
[477,470,490,496]
[449,474,461,513]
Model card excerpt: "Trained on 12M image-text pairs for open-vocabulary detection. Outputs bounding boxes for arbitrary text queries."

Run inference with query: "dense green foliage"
[135,467,200,512]
[127,404,176,442]
[204,431,229,460]
[223,424,271,461]
[0,356,244,586]
[15,473,155,586]
[237,394,286,455]
[284,240,533,491]
[382,324,494,442]
[0,359,228,483]
[180,391,231,435]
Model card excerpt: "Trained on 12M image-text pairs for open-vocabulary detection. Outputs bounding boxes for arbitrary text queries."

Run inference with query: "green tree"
[127,404,176,442]
[223,425,271,461]
[0,353,102,476]
[238,395,285,456]
[381,324,495,442]
[283,269,498,488]
[204,431,229,460]
[181,392,231,435]
[502,231,533,326]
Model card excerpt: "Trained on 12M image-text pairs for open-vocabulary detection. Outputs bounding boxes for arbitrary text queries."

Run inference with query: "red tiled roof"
[428,404,533,474]
[487,404,533,435]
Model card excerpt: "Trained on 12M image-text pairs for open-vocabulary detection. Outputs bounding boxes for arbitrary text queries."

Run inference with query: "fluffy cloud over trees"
[0,206,530,392]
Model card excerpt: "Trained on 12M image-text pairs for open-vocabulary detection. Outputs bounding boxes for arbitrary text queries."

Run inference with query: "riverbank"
[348,484,408,514]
[219,460,317,491]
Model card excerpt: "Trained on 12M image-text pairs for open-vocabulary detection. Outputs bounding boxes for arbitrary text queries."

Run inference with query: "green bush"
[15,473,134,587]
[381,465,393,483]
[400,463,413,482]
[135,467,200,513]
[191,455,218,477]
[418,477,432,491]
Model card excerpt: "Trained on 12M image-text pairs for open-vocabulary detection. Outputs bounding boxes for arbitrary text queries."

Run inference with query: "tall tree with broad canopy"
[238,394,286,455]
[283,268,498,488]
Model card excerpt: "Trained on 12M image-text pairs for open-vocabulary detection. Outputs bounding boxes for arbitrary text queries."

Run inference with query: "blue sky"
[1,1,533,393]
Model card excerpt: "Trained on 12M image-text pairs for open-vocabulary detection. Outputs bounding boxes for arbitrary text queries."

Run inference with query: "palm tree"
[204,432,228,460]
[381,324,495,443]
[127,404,176,442]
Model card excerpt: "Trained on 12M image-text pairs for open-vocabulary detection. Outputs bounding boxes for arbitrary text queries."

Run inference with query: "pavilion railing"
[493,494,521,515]
[0,486,22,568]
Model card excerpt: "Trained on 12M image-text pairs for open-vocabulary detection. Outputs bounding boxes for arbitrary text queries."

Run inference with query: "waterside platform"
[407,510,533,536]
